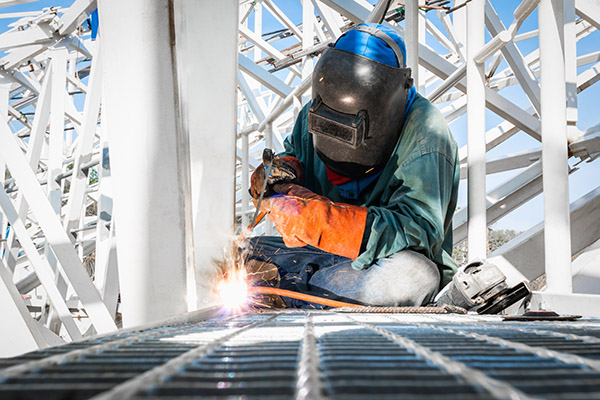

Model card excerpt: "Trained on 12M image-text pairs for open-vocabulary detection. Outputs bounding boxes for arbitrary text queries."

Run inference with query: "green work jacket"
[280,93,460,288]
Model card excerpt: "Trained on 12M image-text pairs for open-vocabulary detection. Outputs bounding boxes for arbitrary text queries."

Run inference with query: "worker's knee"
[361,250,440,306]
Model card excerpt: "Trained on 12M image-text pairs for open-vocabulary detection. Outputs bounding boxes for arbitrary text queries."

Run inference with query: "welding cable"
[249,286,361,308]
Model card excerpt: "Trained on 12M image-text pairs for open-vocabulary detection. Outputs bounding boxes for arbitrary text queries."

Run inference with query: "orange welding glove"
[250,156,303,199]
[260,183,368,260]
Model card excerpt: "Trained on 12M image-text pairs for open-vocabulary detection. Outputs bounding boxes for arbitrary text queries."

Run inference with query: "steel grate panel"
[2,312,600,399]
[454,326,600,359]
[316,327,488,399]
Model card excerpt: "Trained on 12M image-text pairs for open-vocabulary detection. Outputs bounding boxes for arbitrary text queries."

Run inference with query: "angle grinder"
[435,260,532,314]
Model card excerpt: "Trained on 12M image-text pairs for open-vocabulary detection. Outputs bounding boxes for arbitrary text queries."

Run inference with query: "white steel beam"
[0,186,82,340]
[302,0,315,86]
[420,44,542,141]
[171,0,238,308]
[98,0,190,324]
[530,292,600,318]
[438,9,466,61]
[4,62,53,272]
[238,53,293,98]
[0,117,117,333]
[55,0,97,36]
[467,0,487,261]
[575,0,600,31]
[313,0,343,39]
[238,24,301,78]
[92,78,117,319]
[489,186,600,284]
[406,0,419,91]
[46,47,68,335]
[565,0,578,140]
[459,149,541,178]
[539,0,572,294]
[0,22,53,50]
[0,257,48,357]
[241,129,250,228]
[453,161,544,245]
[577,61,600,93]
[320,0,374,24]
[63,42,102,235]
[485,0,541,115]
[238,71,267,122]
[263,0,303,39]
[425,16,456,57]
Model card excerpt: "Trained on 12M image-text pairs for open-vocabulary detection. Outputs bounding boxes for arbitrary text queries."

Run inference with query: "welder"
[246,23,460,308]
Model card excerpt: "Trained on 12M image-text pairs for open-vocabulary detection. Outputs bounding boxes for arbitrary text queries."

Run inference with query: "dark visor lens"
[308,101,367,148]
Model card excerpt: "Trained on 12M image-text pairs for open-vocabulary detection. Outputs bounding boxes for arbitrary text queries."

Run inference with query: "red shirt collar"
[325,167,353,185]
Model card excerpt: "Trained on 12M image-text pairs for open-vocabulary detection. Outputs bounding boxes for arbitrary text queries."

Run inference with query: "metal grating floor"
[2,310,600,399]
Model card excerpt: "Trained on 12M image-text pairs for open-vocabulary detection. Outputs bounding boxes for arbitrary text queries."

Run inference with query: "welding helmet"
[309,24,414,178]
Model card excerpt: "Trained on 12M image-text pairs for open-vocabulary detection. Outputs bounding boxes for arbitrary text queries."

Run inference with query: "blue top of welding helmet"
[334,23,416,113]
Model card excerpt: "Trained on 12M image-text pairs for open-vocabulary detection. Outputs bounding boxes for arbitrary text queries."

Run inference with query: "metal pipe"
[466,0,487,261]
[406,0,419,91]
[54,157,100,184]
[473,29,511,64]
[427,64,466,103]
[539,0,572,294]
[514,0,540,26]
[365,0,392,23]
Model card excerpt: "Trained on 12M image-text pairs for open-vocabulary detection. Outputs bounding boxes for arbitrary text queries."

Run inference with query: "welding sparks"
[217,269,249,310]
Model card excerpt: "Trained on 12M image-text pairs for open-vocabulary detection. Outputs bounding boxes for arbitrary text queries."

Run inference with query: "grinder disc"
[477,281,532,314]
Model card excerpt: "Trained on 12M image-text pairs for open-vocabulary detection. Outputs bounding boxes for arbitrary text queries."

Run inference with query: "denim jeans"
[244,236,440,309]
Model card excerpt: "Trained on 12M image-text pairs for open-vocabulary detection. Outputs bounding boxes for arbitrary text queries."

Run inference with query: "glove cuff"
[318,203,368,259]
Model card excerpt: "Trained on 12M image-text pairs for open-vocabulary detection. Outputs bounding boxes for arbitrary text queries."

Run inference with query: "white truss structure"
[0,0,599,356]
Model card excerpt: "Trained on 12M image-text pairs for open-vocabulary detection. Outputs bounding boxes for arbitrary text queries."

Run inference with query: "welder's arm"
[250,156,303,199]
[261,183,368,260]
[353,151,457,271]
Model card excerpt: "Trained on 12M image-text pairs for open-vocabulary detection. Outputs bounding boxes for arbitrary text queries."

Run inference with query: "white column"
[98,0,190,326]
[94,122,119,318]
[539,0,572,293]
[46,48,68,335]
[466,0,487,261]
[264,123,274,235]
[452,2,467,61]
[254,0,263,63]
[241,131,250,229]
[418,8,427,92]
[564,0,578,142]
[0,82,8,262]
[302,0,315,103]
[171,0,239,308]
[405,0,419,91]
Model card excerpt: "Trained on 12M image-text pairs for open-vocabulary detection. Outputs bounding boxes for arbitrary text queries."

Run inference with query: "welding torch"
[249,148,275,230]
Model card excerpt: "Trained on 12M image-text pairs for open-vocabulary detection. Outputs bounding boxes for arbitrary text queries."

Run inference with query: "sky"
[2,0,598,234]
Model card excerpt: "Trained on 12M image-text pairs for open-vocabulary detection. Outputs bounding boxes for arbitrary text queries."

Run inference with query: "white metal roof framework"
[0,0,599,356]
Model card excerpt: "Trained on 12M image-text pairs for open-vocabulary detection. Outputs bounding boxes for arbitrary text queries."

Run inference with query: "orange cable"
[249,286,361,308]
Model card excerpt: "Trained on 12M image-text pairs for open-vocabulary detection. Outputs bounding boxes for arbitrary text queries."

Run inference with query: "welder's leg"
[308,250,440,306]
[244,236,355,308]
